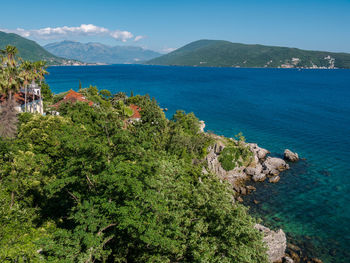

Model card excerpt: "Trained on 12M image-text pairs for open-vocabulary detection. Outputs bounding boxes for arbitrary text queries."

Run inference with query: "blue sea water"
[46,65,350,262]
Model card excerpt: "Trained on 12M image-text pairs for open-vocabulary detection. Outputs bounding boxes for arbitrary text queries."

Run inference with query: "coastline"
[47,64,350,69]
[143,64,346,69]
[202,129,325,263]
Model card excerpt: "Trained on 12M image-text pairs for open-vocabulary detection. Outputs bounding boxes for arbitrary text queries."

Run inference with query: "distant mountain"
[146,40,350,69]
[0,31,82,65]
[44,41,162,64]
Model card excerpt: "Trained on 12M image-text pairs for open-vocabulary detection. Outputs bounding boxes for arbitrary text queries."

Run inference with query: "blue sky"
[1,0,350,53]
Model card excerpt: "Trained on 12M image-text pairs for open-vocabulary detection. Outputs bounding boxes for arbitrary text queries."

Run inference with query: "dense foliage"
[0,85,268,262]
[146,39,350,68]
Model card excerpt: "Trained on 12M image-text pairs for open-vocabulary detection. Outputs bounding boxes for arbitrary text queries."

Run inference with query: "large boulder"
[213,141,225,154]
[263,157,290,175]
[255,224,287,263]
[284,149,299,162]
[245,163,263,177]
[252,173,267,182]
[248,143,270,160]
[283,256,294,263]
[269,175,280,183]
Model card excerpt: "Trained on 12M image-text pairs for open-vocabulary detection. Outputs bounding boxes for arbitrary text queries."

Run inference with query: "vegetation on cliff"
[0,51,269,262]
[219,134,253,171]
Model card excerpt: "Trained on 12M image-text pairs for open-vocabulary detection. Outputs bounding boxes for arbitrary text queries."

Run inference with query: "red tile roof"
[50,89,93,109]
[129,104,141,119]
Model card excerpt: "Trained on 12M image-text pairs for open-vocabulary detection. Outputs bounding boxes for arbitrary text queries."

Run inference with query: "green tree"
[0,91,269,263]
[40,82,53,101]
[99,89,112,99]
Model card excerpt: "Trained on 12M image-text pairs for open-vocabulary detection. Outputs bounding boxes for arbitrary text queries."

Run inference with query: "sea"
[46,65,350,263]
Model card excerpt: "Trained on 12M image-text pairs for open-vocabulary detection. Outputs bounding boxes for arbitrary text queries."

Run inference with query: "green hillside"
[0,31,81,65]
[146,40,350,68]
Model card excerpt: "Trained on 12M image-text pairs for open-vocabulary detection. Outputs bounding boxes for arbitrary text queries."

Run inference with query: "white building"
[0,83,43,114]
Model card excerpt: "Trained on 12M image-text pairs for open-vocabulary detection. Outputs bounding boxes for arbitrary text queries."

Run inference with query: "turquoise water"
[46,65,350,262]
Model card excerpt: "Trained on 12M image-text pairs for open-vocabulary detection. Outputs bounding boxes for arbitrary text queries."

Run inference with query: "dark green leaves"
[0,91,268,262]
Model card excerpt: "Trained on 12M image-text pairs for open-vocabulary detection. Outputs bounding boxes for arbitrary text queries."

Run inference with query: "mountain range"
[146,40,350,69]
[44,41,161,64]
[2,31,350,69]
[0,31,83,65]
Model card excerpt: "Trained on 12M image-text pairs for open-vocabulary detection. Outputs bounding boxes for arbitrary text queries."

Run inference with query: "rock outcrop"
[203,136,302,263]
[252,173,267,182]
[205,140,248,186]
[248,143,270,160]
[255,224,287,263]
[245,161,263,177]
[284,149,299,162]
[269,175,280,183]
[262,157,290,176]
[283,256,294,263]
[204,137,290,187]
[199,120,206,133]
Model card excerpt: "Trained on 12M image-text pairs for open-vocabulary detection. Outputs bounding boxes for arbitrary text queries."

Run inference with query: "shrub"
[219,143,253,171]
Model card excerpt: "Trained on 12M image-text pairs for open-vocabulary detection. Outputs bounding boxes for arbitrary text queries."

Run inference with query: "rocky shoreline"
[202,133,322,263]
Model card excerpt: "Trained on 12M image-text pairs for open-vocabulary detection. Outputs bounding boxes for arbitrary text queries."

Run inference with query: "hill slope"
[44,41,162,64]
[146,40,350,68]
[0,31,82,65]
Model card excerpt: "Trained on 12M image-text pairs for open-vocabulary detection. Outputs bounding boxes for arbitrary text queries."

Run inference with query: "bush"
[219,143,253,171]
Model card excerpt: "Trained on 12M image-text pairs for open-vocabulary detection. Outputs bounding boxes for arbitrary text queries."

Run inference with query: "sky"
[1,0,350,53]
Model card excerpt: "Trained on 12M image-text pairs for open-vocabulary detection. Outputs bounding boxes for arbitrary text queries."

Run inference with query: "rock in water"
[245,163,263,176]
[269,175,280,183]
[284,149,299,162]
[255,224,287,263]
[263,157,290,175]
[283,256,294,263]
[246,185,256,193]
[248,143,270,160]
[252,173,267,182]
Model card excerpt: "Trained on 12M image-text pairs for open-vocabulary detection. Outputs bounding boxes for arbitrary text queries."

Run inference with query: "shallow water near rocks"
[46,65,350,263]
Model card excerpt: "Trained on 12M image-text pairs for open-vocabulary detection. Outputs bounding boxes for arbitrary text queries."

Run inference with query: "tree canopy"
[0,80,268,262]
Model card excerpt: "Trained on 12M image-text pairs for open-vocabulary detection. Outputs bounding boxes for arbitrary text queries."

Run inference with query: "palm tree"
[19,61,35,112]
[0,45,22,99]
[0,45,23,138]
[33,61,48,113]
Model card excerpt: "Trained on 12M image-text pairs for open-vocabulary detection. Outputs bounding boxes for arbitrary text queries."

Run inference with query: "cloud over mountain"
[1,24,140,42]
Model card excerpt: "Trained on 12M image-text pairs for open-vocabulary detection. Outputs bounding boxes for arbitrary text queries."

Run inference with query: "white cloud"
[15,28,31,37]
[162,47,177,53]
[110,30,134,42]
[1,24,135,42]
[134,35,146,42]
